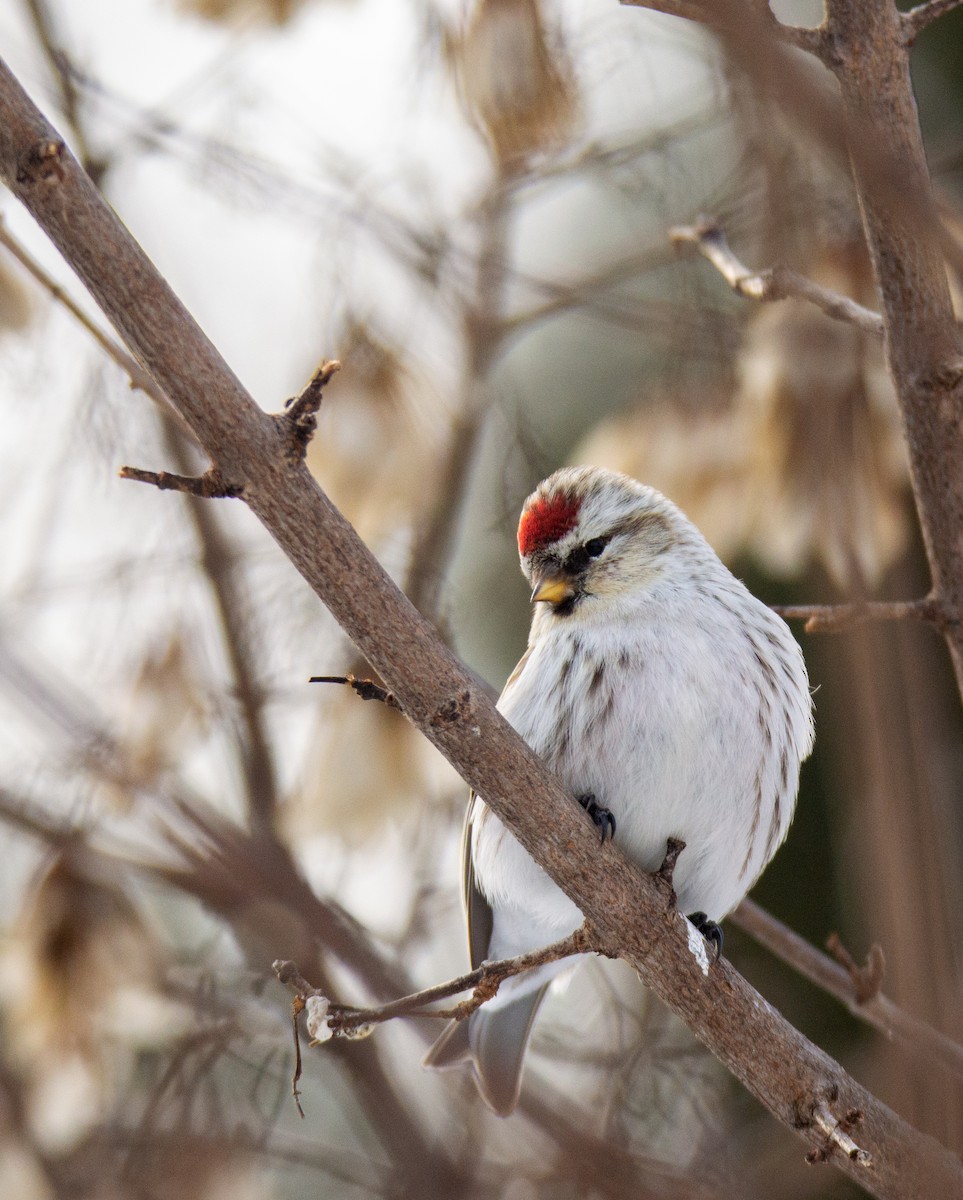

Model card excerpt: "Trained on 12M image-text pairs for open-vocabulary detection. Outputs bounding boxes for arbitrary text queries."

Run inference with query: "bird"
[424,465,814,1115]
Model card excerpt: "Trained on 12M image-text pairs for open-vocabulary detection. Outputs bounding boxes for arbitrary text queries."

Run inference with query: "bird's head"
[517,466,680,617]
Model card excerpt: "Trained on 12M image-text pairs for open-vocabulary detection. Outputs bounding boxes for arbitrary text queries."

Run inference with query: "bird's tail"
[423,984,550,1116]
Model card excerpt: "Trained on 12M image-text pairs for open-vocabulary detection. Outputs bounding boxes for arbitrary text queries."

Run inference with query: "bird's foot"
[577,793,616,843]
[688,912,723,962]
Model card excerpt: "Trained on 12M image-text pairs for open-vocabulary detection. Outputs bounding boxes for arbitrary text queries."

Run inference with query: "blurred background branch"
[670,218,885,335]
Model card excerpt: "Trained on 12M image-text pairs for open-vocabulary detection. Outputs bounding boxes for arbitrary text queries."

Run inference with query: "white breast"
[471,575,812,947]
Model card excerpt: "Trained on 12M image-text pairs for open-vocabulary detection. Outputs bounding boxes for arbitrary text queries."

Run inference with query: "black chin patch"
[551,593,581,618]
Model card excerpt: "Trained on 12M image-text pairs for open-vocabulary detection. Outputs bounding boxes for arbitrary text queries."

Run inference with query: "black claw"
[577,793,616,843]
[688,912,724,961]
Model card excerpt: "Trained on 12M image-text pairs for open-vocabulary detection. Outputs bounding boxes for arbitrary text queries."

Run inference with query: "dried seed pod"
[286,685,459,843]
[448,0,578,168]
[737,233,909,589]
[1,849,172,1150]
[175,0,323,26]
[0,253,32,335]
[573,387,752,565]
[115,631,210,799]
[304,319,450,570]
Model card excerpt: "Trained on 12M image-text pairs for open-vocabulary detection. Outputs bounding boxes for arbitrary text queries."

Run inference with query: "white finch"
[425,466,814,1114]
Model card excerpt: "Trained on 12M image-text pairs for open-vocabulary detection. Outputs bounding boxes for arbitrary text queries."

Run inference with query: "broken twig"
[118,465,242,498]
[309,673,402,709]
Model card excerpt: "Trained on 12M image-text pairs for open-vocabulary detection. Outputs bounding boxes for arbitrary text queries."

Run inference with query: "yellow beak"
[530,570,577,606]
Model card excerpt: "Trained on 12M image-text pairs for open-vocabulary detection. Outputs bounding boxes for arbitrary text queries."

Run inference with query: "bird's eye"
[585,537,608,558]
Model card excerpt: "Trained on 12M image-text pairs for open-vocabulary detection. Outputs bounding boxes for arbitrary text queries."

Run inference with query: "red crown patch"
[518,492,581,557]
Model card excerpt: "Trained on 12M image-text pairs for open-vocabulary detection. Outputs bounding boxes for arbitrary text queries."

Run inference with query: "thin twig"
[0,215,168,401]
[772,598,954,634]
[278,844,677,1040]
[309,674,402,709]
[314,664,499,706]
[670,219,884,335]
[274,925,594,1035]
[118,465,242,498]
[902,0,963,39]
[289,994,306,1119]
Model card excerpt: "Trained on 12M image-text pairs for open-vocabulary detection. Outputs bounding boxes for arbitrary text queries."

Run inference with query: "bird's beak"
[530,568,577,606]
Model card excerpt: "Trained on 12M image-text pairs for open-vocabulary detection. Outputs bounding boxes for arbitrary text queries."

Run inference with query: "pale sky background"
[0,0,715,398]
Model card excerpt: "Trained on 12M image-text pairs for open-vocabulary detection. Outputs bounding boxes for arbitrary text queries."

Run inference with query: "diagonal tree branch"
[0,57,960,1200]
